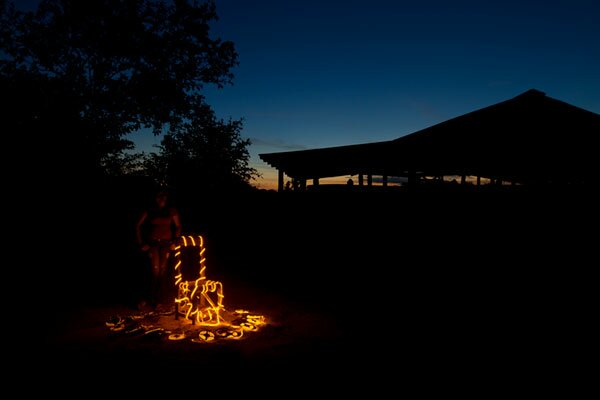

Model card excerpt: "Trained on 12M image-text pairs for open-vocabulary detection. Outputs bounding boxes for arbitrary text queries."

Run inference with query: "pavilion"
[259,89,600,191]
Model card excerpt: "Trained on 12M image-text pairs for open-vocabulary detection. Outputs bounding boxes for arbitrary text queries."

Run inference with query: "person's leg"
[148,246,161,307]
[155,245,171,304]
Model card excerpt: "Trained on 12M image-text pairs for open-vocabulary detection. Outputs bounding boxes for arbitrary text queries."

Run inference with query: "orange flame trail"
[173,235,265,340]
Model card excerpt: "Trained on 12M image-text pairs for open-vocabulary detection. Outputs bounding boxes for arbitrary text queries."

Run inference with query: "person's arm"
[135,211,150,251]
[172,209,182,238]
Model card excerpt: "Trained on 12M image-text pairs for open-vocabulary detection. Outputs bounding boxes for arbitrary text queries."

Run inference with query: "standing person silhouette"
[135,191,182,309]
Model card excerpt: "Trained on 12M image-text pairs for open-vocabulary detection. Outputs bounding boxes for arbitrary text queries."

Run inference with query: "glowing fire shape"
[106,235,265,343]
[172,235,265,341]
[173,235,225,325]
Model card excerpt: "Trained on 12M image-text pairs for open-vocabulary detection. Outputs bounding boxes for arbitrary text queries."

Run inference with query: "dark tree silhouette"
[1,0,239,178]
[146,104,258,193]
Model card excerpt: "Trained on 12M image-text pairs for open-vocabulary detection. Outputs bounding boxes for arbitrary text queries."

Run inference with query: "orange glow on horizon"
[251,169,359,190]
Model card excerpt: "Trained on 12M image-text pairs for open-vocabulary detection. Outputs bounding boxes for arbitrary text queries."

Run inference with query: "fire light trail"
[173,235,266,341]
[107,234,266,343]
[173,235,224,326]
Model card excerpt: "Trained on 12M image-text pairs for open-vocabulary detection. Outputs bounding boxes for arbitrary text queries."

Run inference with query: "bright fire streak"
[172,234,265,338]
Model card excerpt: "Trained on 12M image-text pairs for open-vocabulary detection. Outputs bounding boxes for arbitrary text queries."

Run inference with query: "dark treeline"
[2,0,255,192]
[1,0,259,300]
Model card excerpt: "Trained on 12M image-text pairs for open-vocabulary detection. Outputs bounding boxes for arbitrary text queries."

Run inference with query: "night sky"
[15,0,600,189]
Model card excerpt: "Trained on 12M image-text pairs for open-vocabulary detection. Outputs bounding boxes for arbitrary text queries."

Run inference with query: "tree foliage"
[151,105,257,192]
[1,0,255,188]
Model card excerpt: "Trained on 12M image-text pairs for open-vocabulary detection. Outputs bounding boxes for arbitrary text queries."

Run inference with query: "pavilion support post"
[367,174,373,187]
[278,169,284,192]
[476,176,481,186]
[382,175,388,187]
[461,174,466,185]
[300,178,306,191]
[313,177,319,187]
[408,171,416,186]
[358,174,364,186]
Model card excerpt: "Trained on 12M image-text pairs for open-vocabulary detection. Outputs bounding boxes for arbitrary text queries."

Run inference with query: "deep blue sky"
[14,0,600,188]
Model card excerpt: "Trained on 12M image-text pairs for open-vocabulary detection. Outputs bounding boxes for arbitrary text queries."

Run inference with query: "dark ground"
[35,185,595,390]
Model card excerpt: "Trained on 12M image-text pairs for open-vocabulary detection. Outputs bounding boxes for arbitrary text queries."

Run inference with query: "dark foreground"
[37,188,595,389]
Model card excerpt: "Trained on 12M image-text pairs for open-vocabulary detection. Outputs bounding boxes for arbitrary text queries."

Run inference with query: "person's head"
[155,191,168,208]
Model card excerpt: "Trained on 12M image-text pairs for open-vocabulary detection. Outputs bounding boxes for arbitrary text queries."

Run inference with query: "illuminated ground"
[42,280,344,379]
[106,308,267,343]
[38,193,593,388]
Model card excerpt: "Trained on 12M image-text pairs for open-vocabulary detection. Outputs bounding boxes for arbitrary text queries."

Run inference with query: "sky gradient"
[204,0,600,189]
[16,0,600,189]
